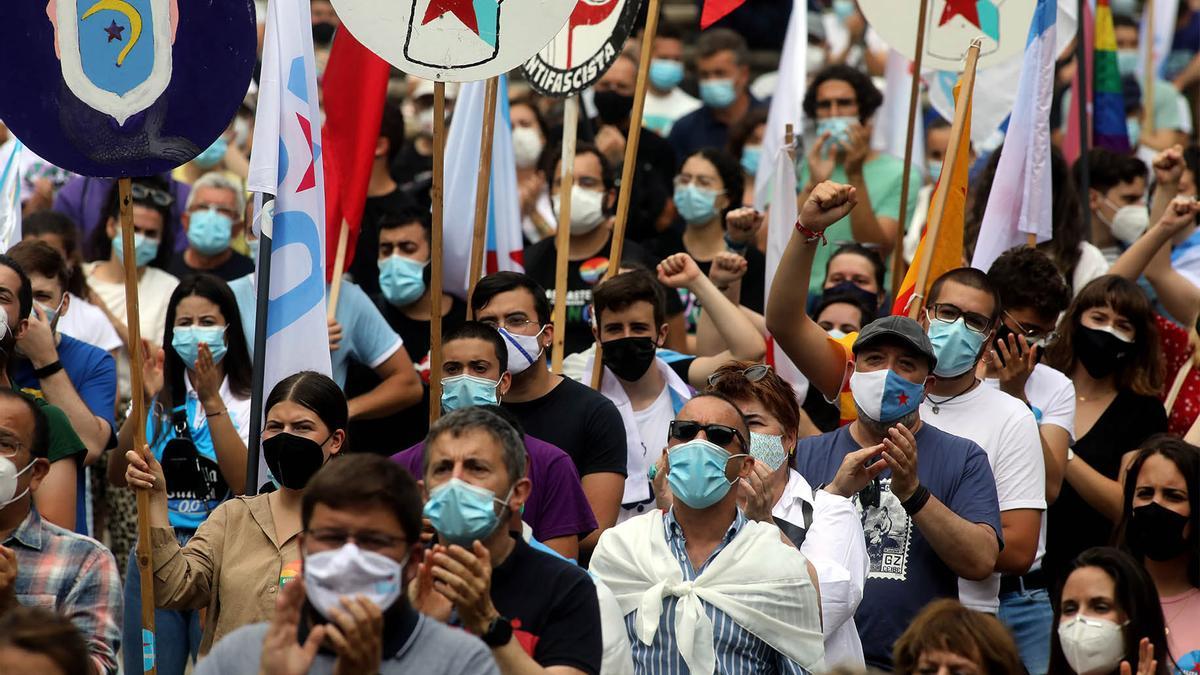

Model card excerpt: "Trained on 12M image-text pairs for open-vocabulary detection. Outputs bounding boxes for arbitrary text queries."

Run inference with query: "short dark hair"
[425,407,527,485]
[696,28,749,66]
[986,246,1071,320]
[8,241,70,296]
[378,208,432,245]
[471,271,552,326]
[683,391,751,448]
[685,148,744,216]
[592,269,666,329]
[727,107,770,160]
[814,288,877,327]
[379,99,407,166]
[804,64,884,123]
[0,607,91,675]
[0,390,49,459]
[21,211,86,297]
[654,22,683,41]
[927,267,1001,326]
[266,371,349,441]
[302,454,423,545]
[1077,148,1148,195]
[92,175,176,269]
[444,320,509,370]
[1112,13,1139,31]
[0,254,35,321]
[542,142,615,194]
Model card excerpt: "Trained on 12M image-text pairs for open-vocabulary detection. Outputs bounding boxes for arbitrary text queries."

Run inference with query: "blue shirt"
[230,275,402,387]
[794,424,1002,670]
[624,509,809,675]
[666,96,765,167]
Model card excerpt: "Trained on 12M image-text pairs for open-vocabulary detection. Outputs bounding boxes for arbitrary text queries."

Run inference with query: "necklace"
[927,379,979,414]
[1164,587,1200,636]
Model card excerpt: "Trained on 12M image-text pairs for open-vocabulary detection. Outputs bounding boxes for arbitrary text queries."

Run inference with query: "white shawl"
[590,511,826,674]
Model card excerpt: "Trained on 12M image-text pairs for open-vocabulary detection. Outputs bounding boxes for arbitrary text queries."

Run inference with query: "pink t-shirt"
[1163,588,1200,672]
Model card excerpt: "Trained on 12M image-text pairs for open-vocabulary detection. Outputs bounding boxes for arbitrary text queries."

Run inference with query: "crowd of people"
[0,0,1197,673]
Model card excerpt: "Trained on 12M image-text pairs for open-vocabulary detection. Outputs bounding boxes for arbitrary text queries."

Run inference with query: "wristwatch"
[480,616,513,648]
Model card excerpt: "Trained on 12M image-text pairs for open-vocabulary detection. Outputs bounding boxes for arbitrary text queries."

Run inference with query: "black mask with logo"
[602,336,657,382]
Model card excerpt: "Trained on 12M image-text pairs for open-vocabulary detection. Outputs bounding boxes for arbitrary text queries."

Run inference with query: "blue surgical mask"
[927,317,986,378]
[699,78,737,109]
[113,232,159,268]
[1127,117,1141,147]
[674,184,720,225]
[378,255,427,307]
[187,208,234,256]
[193,137,228,169]
[423,478,512,546]
[666,439,747,509]
[247,238,261,263]
[1116,50,1139,78]
[37,297,65,327]
[832,0,856,20]
[649,59,685,91]
[172,326,229,369]
[816,116,857,152]
[740,146,762,176]
[927,159,942,183]
[440,375,500,412]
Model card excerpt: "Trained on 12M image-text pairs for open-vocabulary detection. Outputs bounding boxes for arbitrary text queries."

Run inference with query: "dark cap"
[853,315,938,371]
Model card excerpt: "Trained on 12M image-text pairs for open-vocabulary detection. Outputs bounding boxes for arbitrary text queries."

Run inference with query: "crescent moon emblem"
[80,0,143,67]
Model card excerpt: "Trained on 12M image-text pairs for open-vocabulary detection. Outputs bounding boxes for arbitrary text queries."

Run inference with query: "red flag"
[320,27,391,282]
[700,0,746,29]
[1064,0,1094,165]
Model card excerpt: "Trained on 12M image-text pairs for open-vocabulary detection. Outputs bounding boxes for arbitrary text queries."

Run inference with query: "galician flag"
[0,138,21,253]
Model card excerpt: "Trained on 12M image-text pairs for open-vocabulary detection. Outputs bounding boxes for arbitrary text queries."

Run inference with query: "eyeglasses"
[130,183,175,207]
[0,432,23,459]
[1004,311,1059,348]
[189,203,239,220]
[926,303,992,334]
[480,316,541,333]
[304,528,406,553]
[706,364,771,388]
[673,174,723,191]
[669,420,745,449]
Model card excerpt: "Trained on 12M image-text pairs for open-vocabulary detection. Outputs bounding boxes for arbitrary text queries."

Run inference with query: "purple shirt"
[393,434,598,542]
[53,176,191,259]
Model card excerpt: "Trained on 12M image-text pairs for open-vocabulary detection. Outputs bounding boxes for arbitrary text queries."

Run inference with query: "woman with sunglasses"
[1043,276,1168,591]
[123,371,347,664]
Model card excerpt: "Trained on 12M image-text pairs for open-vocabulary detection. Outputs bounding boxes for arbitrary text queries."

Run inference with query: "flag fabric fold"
[871,49,925,175]
[1064,0,1095,166]
[1093,0,1130,153]
[971,0,1057,273]
[0,138,21,253]
[1138,0,1179,80]
[700,0,748,29]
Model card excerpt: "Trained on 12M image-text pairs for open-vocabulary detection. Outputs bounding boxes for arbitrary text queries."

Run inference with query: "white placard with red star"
[858,0,1036,71]
[331,0,576,81]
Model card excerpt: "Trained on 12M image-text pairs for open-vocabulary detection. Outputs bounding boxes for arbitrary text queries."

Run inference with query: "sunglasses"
[706,364,771,388]
[669,420,745,448]
[130,183,174,207]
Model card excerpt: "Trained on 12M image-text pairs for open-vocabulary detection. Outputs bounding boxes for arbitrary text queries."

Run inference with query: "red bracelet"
[795,218,827,245]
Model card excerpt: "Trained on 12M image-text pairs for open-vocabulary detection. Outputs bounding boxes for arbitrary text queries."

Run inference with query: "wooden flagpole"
[326,220,349,319]
[890,0,931,300]
[429,82,447,424]
[907,39,982,320]
[467,77,501,318]
[1142,0,1156,136]
[589,0,660,389]
[550,97,579,375]
[119,178,157,675]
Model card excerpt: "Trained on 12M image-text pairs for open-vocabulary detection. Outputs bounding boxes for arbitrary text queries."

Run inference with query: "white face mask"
[806,44,826,74]
[552,185,607,235]
[511,126,544,170]
[417,108,436,136]
[499,326,546,375]
[304,543,404,619]
[1101,199,1150,245]
[1057,615,1128,675]
[0,456,35,508]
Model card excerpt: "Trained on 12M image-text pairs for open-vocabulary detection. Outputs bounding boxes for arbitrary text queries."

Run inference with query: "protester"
[0,606,93,675]
[1115,437,1199,671]
[814,242,890,315]
[195,454,500,674]
[166,173,255,282]
[1112,14,1193,154]
[470,272,627,555]
[413,406,604,674]
[53,174,190,259]
[803,286,879,432]
[591,393,826,673]
[391,322,597,559]
[1043,276,1168,588]
[122,371,345,657]
[727,108,769,197]
[667,29,762,162]
[1077,149,1150,265]
[892,599,1025,675]
[0,389,121,674]
[510,98,554,243]
[1049,547,1173,675]
[642,24,701,138]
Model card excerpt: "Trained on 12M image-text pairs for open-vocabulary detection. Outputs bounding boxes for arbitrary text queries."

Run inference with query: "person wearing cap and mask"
[413,407,604,675]
[1076,148,1150,265]
[666,29,764,164]
[193,453,500,675]
[591,393,826,674]
[642,24,700,138]
[167,173,255,282]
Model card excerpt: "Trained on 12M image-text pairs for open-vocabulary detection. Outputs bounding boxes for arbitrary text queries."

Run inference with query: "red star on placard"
[939,0,980,28]
[897,393,909,406]
[422,0,480,35]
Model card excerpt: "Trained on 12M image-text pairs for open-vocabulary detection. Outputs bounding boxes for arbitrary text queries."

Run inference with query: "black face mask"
[602,336,658,382]
[593,90,634,126]
[821,281,879,311]
[311,22,337,46]
[263,432,328,490]
[1127,501,1191,562]
[1074,325,1132,379]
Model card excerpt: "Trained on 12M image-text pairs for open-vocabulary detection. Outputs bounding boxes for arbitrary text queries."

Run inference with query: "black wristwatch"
[479,615,513,648]
[33,361,64,379]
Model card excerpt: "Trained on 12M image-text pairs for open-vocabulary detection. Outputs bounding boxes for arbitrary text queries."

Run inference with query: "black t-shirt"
[523,234,684,356]
[503,376,628,477]
[650,228,766,331]
[483,536,602,673]
[344,294,467,454]
[348,189,420,297]
[166,251,255,282]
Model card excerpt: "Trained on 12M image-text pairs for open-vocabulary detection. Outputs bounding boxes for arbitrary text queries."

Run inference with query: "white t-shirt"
[85,263,180,400]
[631,385,675,458]
[643,88,701,138]
[57,292,122,353]
[1073,242,1111,296]
[921,382,1046,612]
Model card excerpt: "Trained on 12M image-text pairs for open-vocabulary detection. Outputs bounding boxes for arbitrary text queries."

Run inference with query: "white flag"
[872,49,926,177]
[0,138,21,253]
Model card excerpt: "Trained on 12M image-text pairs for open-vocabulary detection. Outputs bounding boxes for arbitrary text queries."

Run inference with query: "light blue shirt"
[230,275,403,387]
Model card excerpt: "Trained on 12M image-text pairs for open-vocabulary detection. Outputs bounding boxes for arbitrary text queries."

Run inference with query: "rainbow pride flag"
[1093,0,1131,153]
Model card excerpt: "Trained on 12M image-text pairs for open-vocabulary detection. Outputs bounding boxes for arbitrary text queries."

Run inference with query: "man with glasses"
[196,454,499,674]
[411,407,603,675]
[167,173,255,282]
[471,272,627,558]
[591,393,826,674]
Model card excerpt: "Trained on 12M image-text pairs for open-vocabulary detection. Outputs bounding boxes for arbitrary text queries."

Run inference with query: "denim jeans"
[998,586,1054,675]
[122,540,202,675]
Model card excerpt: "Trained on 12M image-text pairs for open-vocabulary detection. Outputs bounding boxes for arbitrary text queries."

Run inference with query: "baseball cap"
[853,315,938,371]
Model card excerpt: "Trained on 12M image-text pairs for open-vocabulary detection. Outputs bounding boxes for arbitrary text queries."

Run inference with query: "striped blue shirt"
[624,509,811,675]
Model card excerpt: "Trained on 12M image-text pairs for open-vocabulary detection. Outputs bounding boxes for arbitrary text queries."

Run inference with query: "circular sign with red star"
[521,0,643,97]
[857,0,1036,72]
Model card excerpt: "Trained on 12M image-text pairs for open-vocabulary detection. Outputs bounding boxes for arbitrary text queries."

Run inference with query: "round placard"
[521,0,644,97]
[859,0,1036,72]
[0,0,257,178]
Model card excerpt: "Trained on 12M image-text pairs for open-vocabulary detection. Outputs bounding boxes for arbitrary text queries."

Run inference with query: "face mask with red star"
[849,368,924,423]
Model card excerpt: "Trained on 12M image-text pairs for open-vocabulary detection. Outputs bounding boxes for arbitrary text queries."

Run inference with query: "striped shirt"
[6,507,122,674]
[624,509,810,675]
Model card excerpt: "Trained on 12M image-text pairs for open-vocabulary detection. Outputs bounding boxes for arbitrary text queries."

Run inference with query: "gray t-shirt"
[195,615,500,675]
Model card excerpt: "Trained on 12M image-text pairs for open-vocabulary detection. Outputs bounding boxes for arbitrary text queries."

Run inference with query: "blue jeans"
[122,541,202,675]
[999,587,1054,675]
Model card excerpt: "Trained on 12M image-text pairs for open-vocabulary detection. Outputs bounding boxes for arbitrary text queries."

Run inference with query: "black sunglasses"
[130,183,174,207]
[706,364,771,388]
[669,420,745,449]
